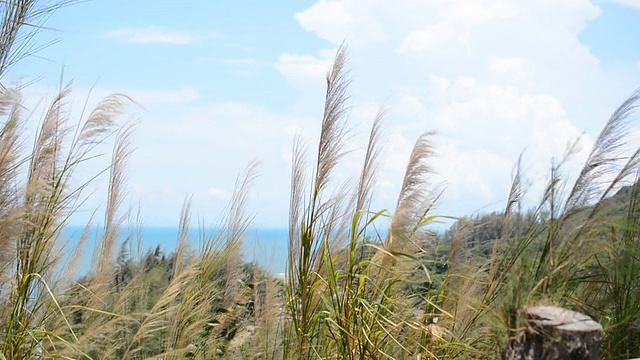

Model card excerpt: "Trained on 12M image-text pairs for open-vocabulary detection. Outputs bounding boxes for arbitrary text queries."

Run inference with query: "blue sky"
[7,0,640,228]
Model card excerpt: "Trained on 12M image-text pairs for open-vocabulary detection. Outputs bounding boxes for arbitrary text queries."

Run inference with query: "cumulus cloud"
[277,0,621,218]
[397,1,518,54]
[100,26,195,44]
[294,0,388,47]
[425,75,590,203]
[489,57,528,82]
[275,50,336,86]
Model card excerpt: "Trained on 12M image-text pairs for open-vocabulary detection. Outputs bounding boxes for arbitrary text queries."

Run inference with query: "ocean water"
[62,226,290,277]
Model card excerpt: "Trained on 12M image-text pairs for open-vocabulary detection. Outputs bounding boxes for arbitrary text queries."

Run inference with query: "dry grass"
[0,4,639,357]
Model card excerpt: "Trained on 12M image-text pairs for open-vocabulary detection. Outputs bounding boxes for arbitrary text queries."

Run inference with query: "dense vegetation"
[0,1,639,359]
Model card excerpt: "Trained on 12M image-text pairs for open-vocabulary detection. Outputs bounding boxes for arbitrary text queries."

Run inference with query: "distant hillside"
[597,183,637,221]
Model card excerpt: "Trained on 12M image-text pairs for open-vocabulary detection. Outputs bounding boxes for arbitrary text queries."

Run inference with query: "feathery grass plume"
[1,86,72,359]
[157,196,193,354]
[0,84,134,358]
[502,155,524,238]
[71,93,137,161]
[308,108,387,359]
[101,124,135,266]
[287,134,306,281]
[323,109,385,262]
[26,86,70,196]
[385,131,439,259]
[313,43,350,201]
[220,160,259,302]
[353,109,384,231]
[483,156,525,285]
[173,196,192,278]
[0,88,22,275]
[566,88,640,212]
[0,88,23,192]
[161,161,258,359]
[86,124,134,314]
[48,122,137,359]
[285,43,352,360]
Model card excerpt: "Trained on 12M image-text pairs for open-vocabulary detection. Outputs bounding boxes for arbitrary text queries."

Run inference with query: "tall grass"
[280,46,640,359]
[0,85,134,358]
[282,45,449,359]
[436,89,640,358]
[0,7,639,357]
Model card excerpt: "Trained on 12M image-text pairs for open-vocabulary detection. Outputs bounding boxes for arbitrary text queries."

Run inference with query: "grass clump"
[0,3,639,357]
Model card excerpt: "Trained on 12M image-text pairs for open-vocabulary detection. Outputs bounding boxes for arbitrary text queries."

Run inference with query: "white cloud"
[398,22,456,53]
[397,1,519,54]
[207,188,229,200]
[489,57,528,82]
[424,75,591,203]
[275,50,335,86]
[362,75,592,216]
[100,26,194,45]
[611,0,640,8]
[294,0,388,47]
[275,0,629,219]
[128,87,201,106]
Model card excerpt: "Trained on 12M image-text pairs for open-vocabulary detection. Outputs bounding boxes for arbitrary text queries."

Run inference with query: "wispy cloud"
[611,0,640,8]
[275,50,335,86]
[100,26,194,44]
[207,187,229,200]
[128,87,201,106]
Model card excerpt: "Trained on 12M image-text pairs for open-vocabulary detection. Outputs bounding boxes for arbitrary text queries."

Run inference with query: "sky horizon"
[6,0,640,229]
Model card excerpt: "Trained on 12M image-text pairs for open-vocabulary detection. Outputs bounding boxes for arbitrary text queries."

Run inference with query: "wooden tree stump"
[502,306,603,360]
